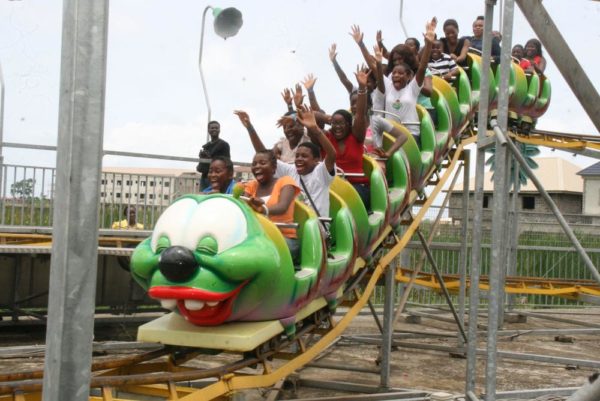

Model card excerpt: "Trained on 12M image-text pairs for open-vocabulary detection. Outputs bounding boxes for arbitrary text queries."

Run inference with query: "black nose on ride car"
[158,246,198,282]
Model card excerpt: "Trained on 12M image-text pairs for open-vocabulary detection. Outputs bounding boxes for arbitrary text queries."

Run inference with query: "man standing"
[197,121,230,191]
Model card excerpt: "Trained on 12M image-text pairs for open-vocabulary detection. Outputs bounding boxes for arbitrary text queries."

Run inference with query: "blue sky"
[1,0,598,171]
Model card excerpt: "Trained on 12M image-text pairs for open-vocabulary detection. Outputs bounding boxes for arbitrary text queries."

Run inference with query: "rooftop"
[577,161,600,176]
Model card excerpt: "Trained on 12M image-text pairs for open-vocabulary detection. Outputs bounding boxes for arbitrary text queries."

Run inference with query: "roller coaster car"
[131,56,552,351]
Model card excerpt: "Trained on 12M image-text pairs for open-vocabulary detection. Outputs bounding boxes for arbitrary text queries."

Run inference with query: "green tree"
[10,178,35,199]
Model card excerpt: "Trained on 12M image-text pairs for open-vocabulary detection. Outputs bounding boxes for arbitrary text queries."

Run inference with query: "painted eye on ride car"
[151,197,247,255]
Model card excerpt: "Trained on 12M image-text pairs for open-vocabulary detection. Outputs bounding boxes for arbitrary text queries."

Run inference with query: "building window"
[522,196,535,210]
[115,193,121,198]
[149,181,155,187]
[149,194,154,199]
[125,193,130,199]
[101,179,106,185]
[483,195,489,209]
[164,181,170,187]
[140,181,146,187]
[125,180,132,186]
[100,192,105,197]
[163,195,169,200]
[139,194,145,199]
[116,180,122,186]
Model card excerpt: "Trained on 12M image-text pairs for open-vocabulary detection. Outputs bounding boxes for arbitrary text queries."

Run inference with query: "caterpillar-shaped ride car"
[130,54,551,338]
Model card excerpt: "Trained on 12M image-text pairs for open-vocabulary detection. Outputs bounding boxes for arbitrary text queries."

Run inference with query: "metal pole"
[491,122,600,284]
[380,263,395,389]
[466,0,496,394]
[398,0,409,39]
[516,0,600,133]
[458,151,470,349]
[507,154,520,310]
[415,227,468,344]
[0,61,4,209]
[486,0,515,398]
[41,2,109,401]
[199,5,214,143]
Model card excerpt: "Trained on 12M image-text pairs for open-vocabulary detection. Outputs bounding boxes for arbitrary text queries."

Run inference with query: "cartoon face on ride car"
[130,195,291,325]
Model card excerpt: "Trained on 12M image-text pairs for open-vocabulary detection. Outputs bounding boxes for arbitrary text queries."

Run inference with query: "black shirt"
[197,138,230,175]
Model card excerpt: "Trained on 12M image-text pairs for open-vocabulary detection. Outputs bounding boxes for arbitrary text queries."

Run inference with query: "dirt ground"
[1,308,599,400]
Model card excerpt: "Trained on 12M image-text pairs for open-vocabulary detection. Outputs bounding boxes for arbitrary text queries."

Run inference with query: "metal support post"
[491,123,600,285]
[0,61,4,205]
[414,227,468,344]
[506,155,520,310]
[486,1,515,398]
[41,2,109,401]
[458,150,470,349]
[466,0,496,394]
[516,0,600,133]
[380,263,396,389]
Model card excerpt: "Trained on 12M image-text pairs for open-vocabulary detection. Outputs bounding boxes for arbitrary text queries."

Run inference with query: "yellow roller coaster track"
[1,130,599,400]
[396,268,600,303]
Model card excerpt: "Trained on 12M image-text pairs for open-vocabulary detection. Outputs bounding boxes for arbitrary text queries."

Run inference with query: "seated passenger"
[440,19,471,67]
[235,107,336,219]
[512,44,532,72]
[202,156,236,194]
[469,15,501,63]
[428,39,459,82]
[243,150,301,265]
[274,111,311,164]
[372,18,436,147]
[325,68,371,211]
[524,38,546,74]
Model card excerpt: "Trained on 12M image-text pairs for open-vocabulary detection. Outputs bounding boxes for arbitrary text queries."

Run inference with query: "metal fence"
[2,164,599,308]
[0,163,201,228]
[370,205,600,307]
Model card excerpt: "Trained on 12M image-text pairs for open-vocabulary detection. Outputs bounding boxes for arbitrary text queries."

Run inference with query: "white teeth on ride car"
[206,301,219,307]
[184,300,205,310]
[160,299,177,310]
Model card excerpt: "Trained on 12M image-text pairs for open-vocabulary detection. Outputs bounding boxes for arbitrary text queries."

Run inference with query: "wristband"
[357,88,367,95]
[262,205,269,216]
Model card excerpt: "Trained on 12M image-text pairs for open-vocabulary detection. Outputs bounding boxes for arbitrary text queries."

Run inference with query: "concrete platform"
[137,297,328,352]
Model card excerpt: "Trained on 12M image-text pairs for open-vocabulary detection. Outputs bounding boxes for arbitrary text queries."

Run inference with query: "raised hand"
[354,65,371,88]
[296,105,318,131]
[424,17,437,44]
[329,43,338,62]
[349,24,364,44]
[293,83,304,108]
[233,110,251,128]
[281,88,293,106]
[376,30,384,44]
[373,44,383,64]
[302,74,317,91]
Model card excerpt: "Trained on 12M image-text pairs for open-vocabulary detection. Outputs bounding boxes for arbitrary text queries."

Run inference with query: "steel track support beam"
[41,1,109,401]
[466,0,496,393]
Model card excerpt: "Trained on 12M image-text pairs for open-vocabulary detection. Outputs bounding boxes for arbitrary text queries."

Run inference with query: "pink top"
[325,131,369,184]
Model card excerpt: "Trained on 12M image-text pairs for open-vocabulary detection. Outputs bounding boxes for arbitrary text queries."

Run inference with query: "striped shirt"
[428,54,458,77]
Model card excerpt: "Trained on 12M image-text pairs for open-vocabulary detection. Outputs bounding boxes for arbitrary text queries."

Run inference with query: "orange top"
[244,176,300,238]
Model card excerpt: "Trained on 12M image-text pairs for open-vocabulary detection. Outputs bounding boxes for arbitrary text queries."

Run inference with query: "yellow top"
[111,219,144,230]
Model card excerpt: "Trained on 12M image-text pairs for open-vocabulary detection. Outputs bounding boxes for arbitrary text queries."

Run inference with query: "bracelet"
[307,88,315,94]
[262,205,269,216]
[357,88,367,95]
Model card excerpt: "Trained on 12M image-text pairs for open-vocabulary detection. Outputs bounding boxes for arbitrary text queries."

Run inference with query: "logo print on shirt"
[392,99,401,110]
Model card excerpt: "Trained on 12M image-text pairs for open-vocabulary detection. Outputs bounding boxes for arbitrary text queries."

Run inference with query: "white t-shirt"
[276,160,335,218]
[374,76,422,136]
